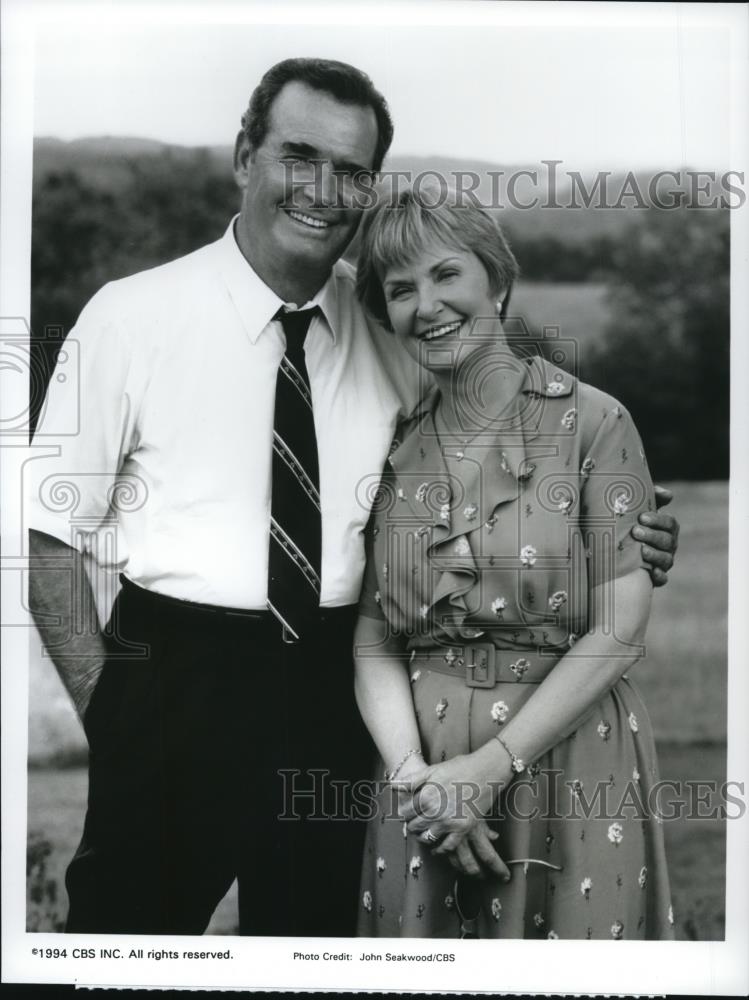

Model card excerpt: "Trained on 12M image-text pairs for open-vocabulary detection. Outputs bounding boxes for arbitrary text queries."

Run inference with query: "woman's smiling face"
[382,243,500,371]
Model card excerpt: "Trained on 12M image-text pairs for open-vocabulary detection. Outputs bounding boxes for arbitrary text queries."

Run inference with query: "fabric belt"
[117,575,356,641]
[409,643,560,688]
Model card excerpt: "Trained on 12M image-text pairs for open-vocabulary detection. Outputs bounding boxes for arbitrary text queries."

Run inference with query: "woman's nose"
[416,286,443,322]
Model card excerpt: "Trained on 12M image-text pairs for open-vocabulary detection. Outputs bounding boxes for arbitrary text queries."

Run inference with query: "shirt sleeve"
[580,399,656,588]
[357,513,386,621]
[365,316,432,417]
[27,283,140,553]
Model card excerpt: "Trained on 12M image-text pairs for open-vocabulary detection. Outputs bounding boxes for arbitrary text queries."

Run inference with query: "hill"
[34,136,230,189]
[34,137,722,244]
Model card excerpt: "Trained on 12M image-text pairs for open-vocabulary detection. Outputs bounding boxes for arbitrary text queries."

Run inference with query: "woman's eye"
[438,269,459,281]
[387,287,411,301]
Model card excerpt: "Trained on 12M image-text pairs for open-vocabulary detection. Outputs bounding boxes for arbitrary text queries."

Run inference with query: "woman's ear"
[498,282,513,321]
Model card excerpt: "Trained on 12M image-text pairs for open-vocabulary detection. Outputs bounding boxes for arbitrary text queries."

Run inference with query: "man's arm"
[28,529,108,723]
[635,485,680,587]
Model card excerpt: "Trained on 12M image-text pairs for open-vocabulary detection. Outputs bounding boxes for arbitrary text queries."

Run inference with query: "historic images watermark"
[279,160,746,213]
[277,768,746,823]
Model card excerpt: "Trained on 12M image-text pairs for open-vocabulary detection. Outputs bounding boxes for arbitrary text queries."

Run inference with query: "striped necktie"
[267,306,322,641]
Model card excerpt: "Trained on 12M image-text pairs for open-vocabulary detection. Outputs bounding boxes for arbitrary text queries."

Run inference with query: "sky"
[30,1,736,169]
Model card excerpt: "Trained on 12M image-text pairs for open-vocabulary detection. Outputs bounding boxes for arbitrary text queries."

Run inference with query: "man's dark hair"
[241,58,394,171]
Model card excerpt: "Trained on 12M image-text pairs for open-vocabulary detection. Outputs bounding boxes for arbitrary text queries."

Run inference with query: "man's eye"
[355,170,376,186]
[336,168,374,185]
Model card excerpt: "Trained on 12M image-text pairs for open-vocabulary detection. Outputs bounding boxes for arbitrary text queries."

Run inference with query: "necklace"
[434,403,493,460]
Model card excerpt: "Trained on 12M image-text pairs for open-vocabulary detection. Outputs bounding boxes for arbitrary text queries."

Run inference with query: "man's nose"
[310,161,339,209]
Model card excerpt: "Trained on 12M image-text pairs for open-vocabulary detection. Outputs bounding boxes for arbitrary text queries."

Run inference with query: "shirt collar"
[215,215,340,345]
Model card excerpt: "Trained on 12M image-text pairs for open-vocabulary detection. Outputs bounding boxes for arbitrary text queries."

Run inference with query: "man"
[28,58,679,937]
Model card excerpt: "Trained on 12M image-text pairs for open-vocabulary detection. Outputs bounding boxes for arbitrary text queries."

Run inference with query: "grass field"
[631,481,727,743]
[26,480,728,938]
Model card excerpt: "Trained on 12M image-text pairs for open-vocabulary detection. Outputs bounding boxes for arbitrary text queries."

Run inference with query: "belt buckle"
[465,643,496,688]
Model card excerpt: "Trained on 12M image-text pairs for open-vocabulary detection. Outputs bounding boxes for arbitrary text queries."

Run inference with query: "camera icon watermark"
[0,318,80,438]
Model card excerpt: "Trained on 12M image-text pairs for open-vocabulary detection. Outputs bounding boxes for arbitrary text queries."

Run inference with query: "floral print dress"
[356,356,674,940]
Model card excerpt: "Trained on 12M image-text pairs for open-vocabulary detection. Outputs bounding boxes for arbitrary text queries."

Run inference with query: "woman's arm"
[467,568,651,785]
[353,613,425,781]
[354,613,510,879]
[404,569,653,859]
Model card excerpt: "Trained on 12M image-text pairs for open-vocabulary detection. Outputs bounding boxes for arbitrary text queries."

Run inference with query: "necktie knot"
[277,306,320,350]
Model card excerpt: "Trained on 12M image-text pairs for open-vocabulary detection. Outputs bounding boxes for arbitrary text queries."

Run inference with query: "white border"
[2,0,748,993]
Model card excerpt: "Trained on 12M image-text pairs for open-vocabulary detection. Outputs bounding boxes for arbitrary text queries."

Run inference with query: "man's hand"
[633,485,680,587]
[67,664,105,724]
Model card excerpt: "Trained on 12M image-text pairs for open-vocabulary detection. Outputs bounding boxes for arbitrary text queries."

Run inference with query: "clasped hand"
[393,755,512,881]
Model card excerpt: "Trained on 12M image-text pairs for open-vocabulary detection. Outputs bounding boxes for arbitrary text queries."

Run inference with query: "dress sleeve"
[580,399,656,588]
[357,512,386,621]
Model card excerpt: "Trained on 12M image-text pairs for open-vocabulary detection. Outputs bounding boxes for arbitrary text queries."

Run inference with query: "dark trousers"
[65,579,374,936]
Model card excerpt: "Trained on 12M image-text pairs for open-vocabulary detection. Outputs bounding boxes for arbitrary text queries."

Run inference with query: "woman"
[353,184,673,940]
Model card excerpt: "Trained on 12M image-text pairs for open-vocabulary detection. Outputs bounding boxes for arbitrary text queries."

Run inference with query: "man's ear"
[233,131,252,188]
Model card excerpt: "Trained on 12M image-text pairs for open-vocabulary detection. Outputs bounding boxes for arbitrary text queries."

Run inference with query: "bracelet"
[494,735,526,774]
[384,748,421,782]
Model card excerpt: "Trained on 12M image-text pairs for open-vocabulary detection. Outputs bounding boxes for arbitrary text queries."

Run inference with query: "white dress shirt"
[28,218,421,608]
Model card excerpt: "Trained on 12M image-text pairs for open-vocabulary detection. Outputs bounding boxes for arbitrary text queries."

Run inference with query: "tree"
[586,207,729,480]
[30,152,238,431]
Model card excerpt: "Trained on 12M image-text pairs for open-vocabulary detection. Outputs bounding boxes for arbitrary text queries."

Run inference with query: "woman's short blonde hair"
[356,181,520,330]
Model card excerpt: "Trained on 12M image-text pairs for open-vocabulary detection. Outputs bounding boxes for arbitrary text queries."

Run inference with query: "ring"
[424,829,439,844]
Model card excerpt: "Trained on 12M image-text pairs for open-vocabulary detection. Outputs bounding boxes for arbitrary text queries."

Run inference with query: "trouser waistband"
[117,575,357,642]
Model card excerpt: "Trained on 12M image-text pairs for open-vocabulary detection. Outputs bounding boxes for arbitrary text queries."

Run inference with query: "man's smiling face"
[234,81,378,294]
